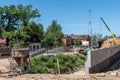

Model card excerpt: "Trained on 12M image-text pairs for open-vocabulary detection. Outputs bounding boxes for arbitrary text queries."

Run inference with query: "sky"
[0,0,120,37]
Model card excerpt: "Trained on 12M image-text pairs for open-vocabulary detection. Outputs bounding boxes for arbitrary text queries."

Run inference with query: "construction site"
[0,18,120,80]
[1,1,120,80]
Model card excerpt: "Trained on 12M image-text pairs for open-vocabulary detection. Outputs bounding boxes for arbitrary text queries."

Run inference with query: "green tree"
[26,22,44,42]
[0,4,41,47]
[0,4,40,32]
[73,40,82,47]
[44,20,63,47]
[17,4,40,27]
[0,5,20,31]
[17,4,41,45]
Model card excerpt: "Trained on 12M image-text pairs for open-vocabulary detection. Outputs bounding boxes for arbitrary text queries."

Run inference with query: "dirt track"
[0,58,120,80]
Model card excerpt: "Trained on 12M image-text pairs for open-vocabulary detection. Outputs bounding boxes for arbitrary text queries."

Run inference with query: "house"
[62,34,91,46]
[62,35,72,46]
[0,39,6,47]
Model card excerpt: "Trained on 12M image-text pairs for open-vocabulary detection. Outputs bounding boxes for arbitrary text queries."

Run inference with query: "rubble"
[101,39,120,48]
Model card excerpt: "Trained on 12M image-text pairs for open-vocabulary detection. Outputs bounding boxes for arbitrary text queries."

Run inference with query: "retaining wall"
[85,44,120,74]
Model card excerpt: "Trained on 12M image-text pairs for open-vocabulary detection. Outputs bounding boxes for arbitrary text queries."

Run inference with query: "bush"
[27,53,86,74]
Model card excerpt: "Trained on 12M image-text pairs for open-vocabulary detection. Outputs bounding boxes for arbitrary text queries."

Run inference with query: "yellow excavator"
[100,17,119,45]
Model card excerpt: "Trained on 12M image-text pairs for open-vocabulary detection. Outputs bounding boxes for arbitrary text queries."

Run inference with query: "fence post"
[57,58,60,75]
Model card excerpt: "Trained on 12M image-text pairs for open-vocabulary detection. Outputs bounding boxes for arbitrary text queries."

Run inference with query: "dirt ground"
[0,58,120,80]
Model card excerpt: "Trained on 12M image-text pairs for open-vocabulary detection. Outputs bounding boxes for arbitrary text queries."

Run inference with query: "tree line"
[0,4,63,48]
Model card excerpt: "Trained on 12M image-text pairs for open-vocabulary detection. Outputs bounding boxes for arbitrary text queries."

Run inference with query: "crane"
[100,17,119,45]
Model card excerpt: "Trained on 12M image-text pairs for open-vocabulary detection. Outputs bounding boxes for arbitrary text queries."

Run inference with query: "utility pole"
[88,9,92,47]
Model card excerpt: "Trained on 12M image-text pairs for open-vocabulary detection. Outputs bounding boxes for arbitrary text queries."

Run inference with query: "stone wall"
[85,44,120,74]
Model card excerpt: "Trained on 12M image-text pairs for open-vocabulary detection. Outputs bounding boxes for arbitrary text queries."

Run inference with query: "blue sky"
[0,0,120,37]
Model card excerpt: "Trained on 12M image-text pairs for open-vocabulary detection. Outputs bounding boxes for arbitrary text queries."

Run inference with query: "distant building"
[62,34,91,46]
[62,35,72,46]
[0,39,6,47]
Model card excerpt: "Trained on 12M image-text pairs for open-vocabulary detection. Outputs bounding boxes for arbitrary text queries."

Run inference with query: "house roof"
[0,39,6,44]
[71,35,90,39]
[63,34,90,40]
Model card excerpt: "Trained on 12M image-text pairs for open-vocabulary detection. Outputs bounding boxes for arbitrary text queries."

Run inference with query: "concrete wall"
[85,44,120,74]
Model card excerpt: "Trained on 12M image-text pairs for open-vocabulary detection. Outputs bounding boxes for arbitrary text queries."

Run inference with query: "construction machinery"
[100,17,119,45]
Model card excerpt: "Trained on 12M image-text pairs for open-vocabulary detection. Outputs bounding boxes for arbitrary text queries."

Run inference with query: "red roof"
[0,39,6,44]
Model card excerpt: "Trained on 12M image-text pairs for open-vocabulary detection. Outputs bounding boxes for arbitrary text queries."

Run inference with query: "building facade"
[62,34,91,46]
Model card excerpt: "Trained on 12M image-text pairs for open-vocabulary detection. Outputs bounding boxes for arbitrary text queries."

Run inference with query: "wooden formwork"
[12,48,30,67]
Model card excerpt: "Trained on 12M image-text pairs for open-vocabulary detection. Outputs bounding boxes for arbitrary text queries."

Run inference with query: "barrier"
[85,44,120,74]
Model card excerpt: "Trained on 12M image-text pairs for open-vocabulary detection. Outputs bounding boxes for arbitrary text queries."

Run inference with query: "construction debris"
[101,39,120,48]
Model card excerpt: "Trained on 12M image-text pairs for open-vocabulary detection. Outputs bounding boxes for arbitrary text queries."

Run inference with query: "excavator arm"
[100,17,119,44]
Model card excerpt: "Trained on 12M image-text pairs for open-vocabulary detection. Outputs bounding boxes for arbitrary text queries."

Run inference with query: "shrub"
[27,53,86,74]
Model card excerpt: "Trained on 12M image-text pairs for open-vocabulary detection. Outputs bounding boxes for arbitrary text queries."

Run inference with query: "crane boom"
[100,17,119,44]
